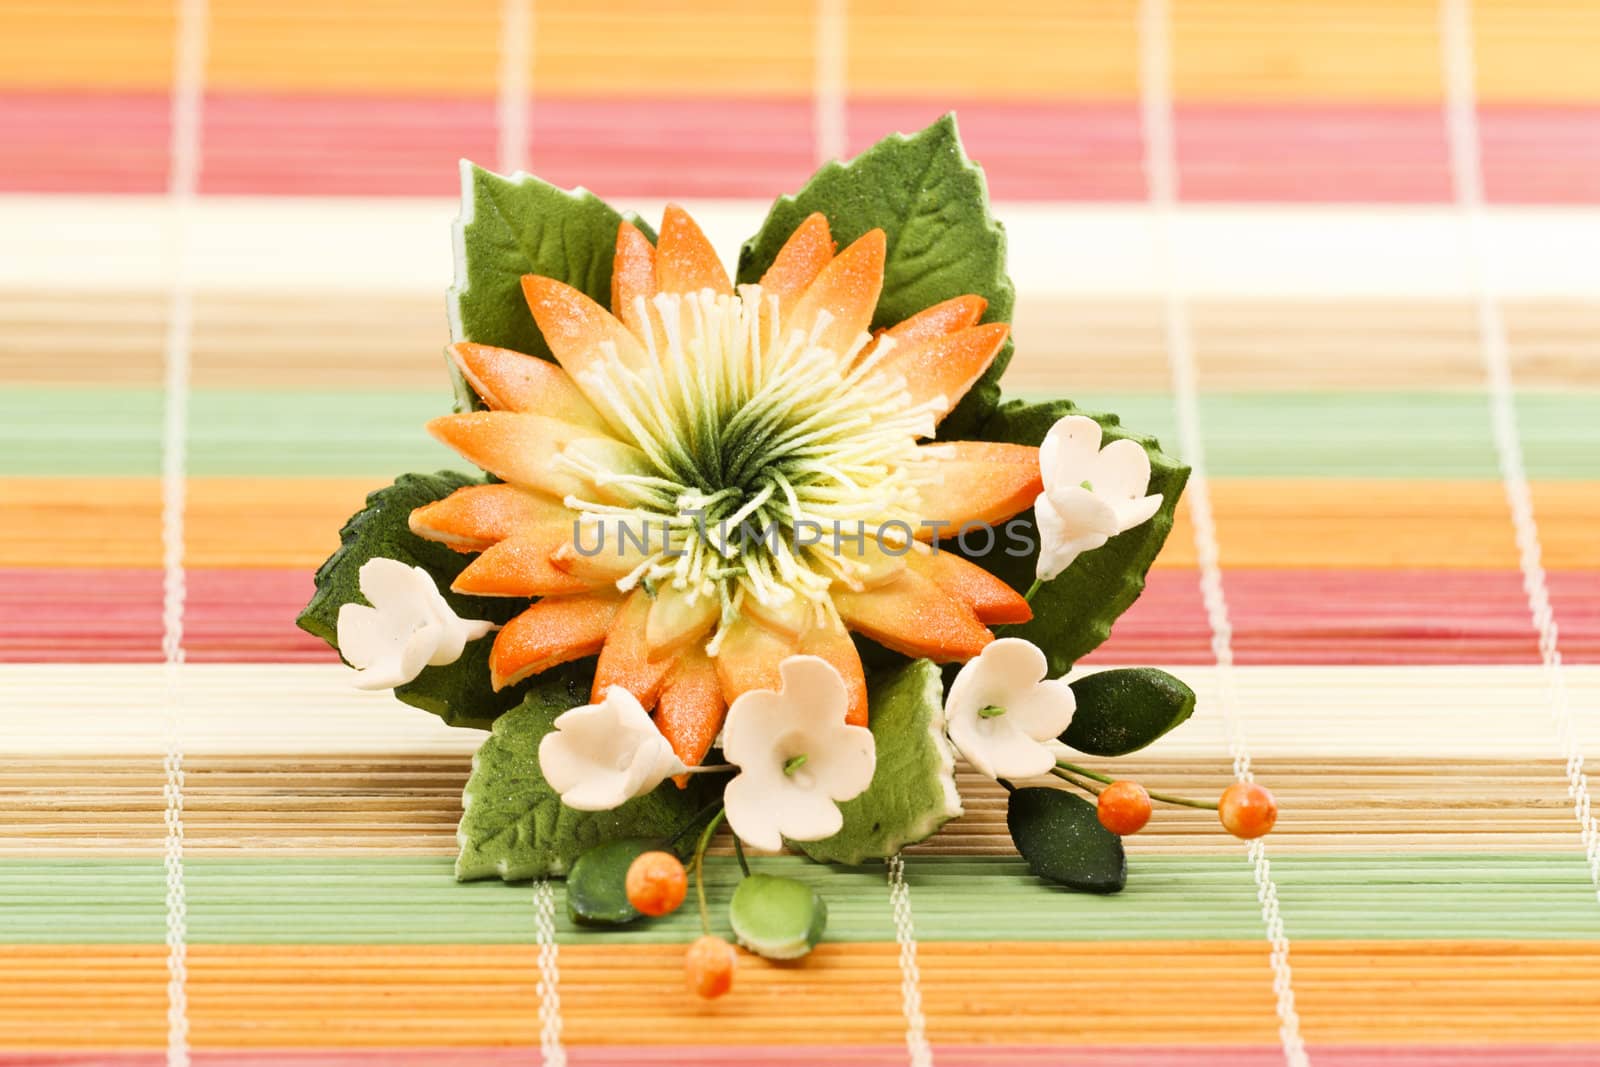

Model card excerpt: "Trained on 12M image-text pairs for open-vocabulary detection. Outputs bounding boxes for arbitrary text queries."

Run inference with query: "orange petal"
[757,212,834,317]
[657,646,728,776]
[906,549,1033,625]
[786,229,886,356]
[489,593,621,690]
[592,588,673,708]
[797,622,868,726]
[449,342,608,429]
[915,442,1043,537]
[873,322,1009,423]
[833,569,993,663]
[610,221,659,341]
[426,411,638,499]
[521,274,651,387]
[409,483,565,552]
[655,204,732,296]
[452,530,595,598]
[881,295,989,345]
[713,616,796,706]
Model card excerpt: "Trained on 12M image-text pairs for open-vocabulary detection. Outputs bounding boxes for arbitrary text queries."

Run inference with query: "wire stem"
[690,808,726,936]
[1054,760,1219,810]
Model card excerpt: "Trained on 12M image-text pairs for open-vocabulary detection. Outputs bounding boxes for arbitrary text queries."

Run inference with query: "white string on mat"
[533,880,568,1067]
[1136,1,1309,1063]
[886,855,934,1067]
[497,0,533,174]
[813,0,848,164]
[159,0,208,1064]
[1438,0,1600,901]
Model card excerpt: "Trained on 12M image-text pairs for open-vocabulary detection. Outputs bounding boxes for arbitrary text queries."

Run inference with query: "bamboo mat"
[3,0,1600,1064]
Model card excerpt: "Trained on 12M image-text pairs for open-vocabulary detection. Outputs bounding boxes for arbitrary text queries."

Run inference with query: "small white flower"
[946,638,1075,780]
[1034,414,1163,581]
[336,557,494,690]
[538,686,687,811]
[722,656,876,851]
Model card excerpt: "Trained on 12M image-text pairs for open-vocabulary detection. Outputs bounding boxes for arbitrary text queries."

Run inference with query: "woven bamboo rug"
[3,0,1599,1063]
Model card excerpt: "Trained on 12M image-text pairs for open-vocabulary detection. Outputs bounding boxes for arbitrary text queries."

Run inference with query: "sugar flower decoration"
[945,638,1075,780]
[1034,415,1163,582]
[538,686,687,811]
[336,557,494,690]
[721,656,876,851]
[409,207,1040,771]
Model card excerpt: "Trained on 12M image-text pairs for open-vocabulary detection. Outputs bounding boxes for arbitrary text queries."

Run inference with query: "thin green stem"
[1050,766,1104,797]
[690,808,726,936]
[666,799,724,850]
[1054,761,1219,810]
[732,834,751,878]
[1023,578,1044,603]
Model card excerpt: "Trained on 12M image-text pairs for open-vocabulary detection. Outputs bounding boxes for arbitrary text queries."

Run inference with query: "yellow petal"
[645,584,720,659]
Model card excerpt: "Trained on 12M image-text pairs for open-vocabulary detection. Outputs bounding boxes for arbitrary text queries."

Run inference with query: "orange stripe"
[4,477,1597,571]
[2,941,1599,1048]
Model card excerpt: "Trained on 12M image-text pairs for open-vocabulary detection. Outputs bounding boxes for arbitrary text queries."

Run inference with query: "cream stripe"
[7,196,1600,299]
[814,0,847,164]
[1440,0,1600,903]
[159,0,209,1063]
[886,854,933,1067]
[7,663,1600,759]
[1139,2,1308,1063]
[496,0,532,175]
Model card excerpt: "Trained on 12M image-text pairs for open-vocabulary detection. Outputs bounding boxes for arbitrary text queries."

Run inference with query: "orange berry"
[685,935,736,999]
[625,851,687,917]
[1097,780,1153,835]
[1218,782,1278,839]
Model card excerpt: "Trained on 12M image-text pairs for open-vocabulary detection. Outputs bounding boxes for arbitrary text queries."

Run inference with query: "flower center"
[559,286,942,640]
[977,704,1007,719]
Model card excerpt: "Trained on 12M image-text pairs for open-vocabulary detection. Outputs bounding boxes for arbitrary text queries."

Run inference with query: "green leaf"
[973,398,1191,675]
[793,659,962,864]
[294,470,533,730]
[565,837,658,926]
[728,873,828,960]
[455,677,717,881]
[1006,787,1126,894]
[735,113,1014,437]
[1064,668,1196,757]
[449,160,631,366]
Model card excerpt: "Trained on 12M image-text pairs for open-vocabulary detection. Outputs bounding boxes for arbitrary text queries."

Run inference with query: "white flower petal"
[944,638,1070,781]
[1113,493,1164,535]
[334,603,388,670]
[1039,414,1102,487]
[724,772,786,851]
[806,723,876,802]
[1005,676,1076,741]
[949,712,1058,780]
[775,785,848,843]
[1088,437,1153,502]
[1041,484,1121,542]
[356,557,434,615]
[719,654,878,851]
[538,687,683,813]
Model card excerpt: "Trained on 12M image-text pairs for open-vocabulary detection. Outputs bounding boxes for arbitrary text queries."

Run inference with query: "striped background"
[3,0,1599,1064]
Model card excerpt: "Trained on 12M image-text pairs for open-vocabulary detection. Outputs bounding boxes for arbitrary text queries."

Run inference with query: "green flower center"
[558,287,940,639]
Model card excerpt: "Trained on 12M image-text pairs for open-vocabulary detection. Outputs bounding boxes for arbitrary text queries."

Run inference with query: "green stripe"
[3,854,1598,944]
[5,388,1596,479]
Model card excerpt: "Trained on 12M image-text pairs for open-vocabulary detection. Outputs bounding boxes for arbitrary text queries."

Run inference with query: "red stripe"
[5,567,1598,666]
[6,92,1600,203]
